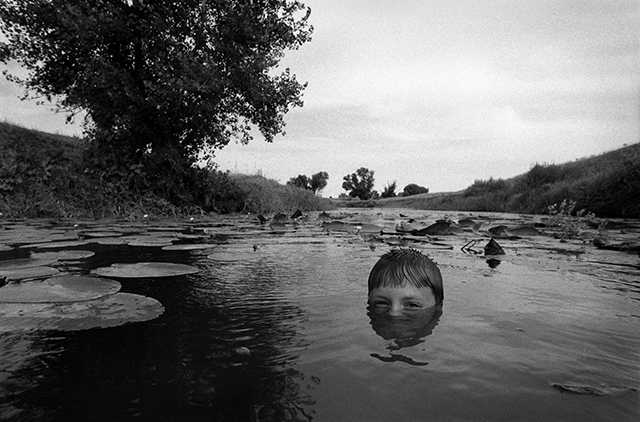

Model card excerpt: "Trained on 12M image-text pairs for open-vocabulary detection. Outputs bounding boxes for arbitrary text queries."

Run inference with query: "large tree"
[342,167,375,200]
[0,0,312,166]
[287,171,328,194]
[309,171,328,193]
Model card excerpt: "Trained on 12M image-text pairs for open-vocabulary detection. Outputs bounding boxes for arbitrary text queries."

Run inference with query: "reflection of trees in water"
[194,254,316,421]
[1,248,316,421]
[0,332,55,420]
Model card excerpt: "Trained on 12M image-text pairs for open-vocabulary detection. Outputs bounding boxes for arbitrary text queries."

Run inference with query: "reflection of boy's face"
[368,284,439,343]
[368,284,436,316]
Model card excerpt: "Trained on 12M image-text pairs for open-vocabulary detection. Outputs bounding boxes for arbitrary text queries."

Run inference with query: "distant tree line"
[339,167,429,200]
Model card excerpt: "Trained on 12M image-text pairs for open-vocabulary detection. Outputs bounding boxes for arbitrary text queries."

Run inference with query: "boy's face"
[368,283,436,317]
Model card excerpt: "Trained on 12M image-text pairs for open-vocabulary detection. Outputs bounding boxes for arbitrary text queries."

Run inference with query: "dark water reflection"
[368,304,442,348]
[1,245,321,421]
[1,210,639,421]
[368,304,442,366]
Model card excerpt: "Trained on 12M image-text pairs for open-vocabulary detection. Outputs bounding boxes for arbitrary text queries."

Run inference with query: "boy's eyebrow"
[369,293,428,301]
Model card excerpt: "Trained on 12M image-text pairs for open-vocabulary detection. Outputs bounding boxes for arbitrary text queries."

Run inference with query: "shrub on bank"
[365,143,640,219]
[0,122,333,218]
[231,174,334,214]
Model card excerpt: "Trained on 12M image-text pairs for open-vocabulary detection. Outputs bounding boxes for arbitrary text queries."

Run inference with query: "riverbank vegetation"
[0,1,317,219]
[343,142,640,219]
[0,122,333,219]
[1,121,638,220]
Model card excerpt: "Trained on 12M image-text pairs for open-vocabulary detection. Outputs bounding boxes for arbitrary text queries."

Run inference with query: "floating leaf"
[80,231,123,238]
[0,244,12,252]
[162,243,217,251]
[0,257,58,270]
[146,227,183,233]
[356,223,383,233]
[20,240,88,249]
[127,240,174,247]
[30,250,95,261]
[92,262,200,278]
[123,235,178,247]
[0,266,60,281]
[0,292,164,332]
[269,223,289,233]
[89,237,129,245]
[0,276,120,303]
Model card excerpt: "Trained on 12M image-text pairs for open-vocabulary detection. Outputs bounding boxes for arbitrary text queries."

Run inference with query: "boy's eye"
[404,302,422,309]
[372,300,389,307]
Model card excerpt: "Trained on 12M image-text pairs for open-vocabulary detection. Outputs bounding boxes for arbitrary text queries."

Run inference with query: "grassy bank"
[0,122,333,219]
[336,143,640,219]
[232,174,333,215]
[2,121,637,219]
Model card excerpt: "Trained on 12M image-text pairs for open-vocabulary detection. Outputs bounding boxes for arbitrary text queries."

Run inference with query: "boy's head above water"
[368,248,444,312]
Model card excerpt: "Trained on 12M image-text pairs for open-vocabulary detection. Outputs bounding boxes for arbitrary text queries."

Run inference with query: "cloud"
[1,0,637,198]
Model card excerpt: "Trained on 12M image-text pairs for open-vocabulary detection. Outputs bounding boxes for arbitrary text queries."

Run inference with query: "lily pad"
[0,292,164,332]
[127,239,176,247]
[268,223,289,234]
[89,237,129,245]
[356,223,384,233]
[0,244,12,252]
[162,243,217,251]
[92,262,200,278]
[20,240,88,249]
[0,266,60,281]
[0,257,58,270]
[0,276,121,303]
[123,235,178,247]
[30,250,95,261]
[80,231,123,238]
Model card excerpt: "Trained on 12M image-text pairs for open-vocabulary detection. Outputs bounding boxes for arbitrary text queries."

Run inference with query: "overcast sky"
[1,0,638,197]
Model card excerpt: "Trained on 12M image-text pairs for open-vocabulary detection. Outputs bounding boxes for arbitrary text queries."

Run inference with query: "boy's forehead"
[370,284,431,295]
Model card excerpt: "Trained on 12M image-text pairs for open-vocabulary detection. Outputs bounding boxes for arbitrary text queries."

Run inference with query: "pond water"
[0,209,638,421]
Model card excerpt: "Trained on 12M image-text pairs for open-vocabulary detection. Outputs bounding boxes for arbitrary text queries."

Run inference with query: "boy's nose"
[388,303,404,317]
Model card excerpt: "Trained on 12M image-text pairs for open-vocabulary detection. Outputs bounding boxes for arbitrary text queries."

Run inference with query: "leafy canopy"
[287,171,328,194]
[0,0,313,162]
[403,183,429,196]
[342,167,375,200]
[380,181,397,198]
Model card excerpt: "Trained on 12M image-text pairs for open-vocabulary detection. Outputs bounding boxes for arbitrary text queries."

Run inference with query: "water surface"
[1,209,638,421]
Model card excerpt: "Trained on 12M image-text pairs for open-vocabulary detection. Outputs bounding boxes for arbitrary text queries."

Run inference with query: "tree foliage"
[381,181,397,198]
[464,177,508,197]
[0,0,312,169]
[287,174,311,190]
[287,171,328,194]
[403,183,429,196]
[310,171,329,193]
[342,167,375,200]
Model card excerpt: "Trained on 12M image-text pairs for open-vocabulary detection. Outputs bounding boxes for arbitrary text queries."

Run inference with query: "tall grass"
[231,174,334,214]
[0,122,334,219]
[377,144,640,219]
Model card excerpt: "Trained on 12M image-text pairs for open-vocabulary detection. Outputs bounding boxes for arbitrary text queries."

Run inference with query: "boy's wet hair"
[368,248,443,305]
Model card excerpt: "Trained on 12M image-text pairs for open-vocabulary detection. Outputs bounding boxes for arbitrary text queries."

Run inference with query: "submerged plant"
[547,199,597,239]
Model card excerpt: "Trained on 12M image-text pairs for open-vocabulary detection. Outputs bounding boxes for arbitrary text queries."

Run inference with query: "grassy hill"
[1,121,638,219]
[0,121,332,218]
[336,143,640,219]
